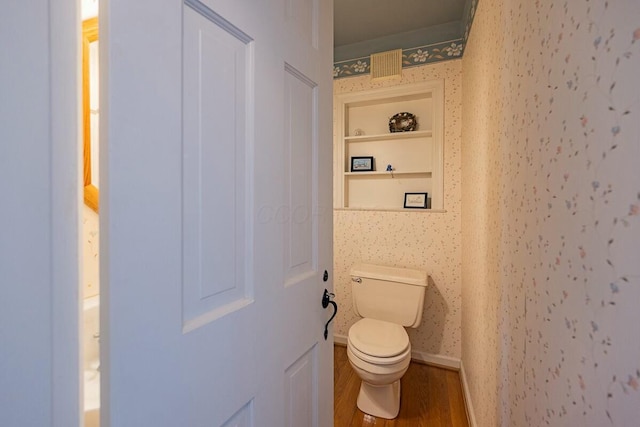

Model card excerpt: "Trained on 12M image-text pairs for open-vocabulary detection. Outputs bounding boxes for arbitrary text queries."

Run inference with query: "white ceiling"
[334,0,469,62]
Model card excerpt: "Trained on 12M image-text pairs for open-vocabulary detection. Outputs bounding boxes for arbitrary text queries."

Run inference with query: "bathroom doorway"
[81,1,100,425]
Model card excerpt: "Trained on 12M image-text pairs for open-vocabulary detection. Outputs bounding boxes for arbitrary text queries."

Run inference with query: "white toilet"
[346,263,428,419]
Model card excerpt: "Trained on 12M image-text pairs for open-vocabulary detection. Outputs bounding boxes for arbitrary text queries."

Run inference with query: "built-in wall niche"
[334,80,444,211]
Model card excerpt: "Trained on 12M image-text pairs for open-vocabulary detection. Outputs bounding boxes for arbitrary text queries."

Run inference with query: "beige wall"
[462,0,640,425]
[82,205,100,298]
[333,60,463,358]
[460,0,504,423]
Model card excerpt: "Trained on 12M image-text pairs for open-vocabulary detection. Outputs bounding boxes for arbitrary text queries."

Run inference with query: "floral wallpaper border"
[333,0,478,80]
[333,39,464,79]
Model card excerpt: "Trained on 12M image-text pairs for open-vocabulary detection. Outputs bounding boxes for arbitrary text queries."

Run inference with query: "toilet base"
[356,379,401,419]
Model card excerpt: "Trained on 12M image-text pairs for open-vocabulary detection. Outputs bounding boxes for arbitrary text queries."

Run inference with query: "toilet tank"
[350,263,428,328]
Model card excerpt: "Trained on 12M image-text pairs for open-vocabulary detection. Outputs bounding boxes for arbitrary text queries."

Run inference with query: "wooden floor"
[334,345,469,427]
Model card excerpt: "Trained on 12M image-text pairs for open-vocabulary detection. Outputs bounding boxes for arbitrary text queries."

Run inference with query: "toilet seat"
[348,318,410,365]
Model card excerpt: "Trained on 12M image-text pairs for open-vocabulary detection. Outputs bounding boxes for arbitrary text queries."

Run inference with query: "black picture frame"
[404,192,429,209]
[350,156,374,172]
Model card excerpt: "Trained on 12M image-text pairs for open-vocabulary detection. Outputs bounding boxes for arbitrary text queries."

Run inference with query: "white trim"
[334,333,348,346]
[334,333,460,370]
[459,360,478,427]
[410,349,460,370]
[51,0,81,425]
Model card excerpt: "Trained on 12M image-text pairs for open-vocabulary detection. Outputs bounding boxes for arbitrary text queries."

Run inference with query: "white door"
[102,0,334,425]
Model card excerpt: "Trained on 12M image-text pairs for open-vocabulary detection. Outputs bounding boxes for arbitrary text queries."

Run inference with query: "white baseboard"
[333,334,460,370]
[411,349,460,370]
[334,334,348,346]
[459,360,478,427]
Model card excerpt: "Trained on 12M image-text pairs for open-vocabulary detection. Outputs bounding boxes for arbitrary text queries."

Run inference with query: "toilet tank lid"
[350,263,428,287]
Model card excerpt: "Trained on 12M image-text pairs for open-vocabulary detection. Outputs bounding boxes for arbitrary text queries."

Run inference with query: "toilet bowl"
[347,318,411,418]
[347,263,428,419]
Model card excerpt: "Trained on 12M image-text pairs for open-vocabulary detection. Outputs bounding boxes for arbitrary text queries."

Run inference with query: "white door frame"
[51,0,82,425]
[0,0,81,425]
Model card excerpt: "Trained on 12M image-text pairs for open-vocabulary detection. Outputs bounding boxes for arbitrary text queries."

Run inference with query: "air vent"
[370,49,402,80]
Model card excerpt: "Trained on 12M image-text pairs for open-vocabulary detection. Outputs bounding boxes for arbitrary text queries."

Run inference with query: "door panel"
[283,64,318,286]
[182,3,253,331]
[285,345,319,427]
[221,402,253,427]
[103,0,333,425]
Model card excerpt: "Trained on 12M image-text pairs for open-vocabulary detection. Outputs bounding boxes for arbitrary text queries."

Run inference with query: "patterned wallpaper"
[460,0,504,423]
[333,60,462,358]
[462,0,640,425]
[82,204,100,299]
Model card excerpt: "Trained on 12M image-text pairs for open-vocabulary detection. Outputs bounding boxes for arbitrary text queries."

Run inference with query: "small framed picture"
[350,156,374,172]
[404,192,429,209]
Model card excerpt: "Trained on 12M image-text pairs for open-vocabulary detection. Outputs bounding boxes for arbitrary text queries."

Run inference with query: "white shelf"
[335,207,447,213]
[333,81,444,211]
[344,171,431,176]
[344,130,432,142]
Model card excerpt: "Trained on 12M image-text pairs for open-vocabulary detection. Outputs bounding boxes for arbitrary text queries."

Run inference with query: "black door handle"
[322,289,337,340]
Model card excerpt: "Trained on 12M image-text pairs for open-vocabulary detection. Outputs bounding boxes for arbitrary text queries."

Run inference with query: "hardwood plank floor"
[334,345,469,427]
